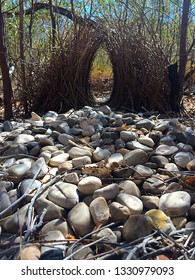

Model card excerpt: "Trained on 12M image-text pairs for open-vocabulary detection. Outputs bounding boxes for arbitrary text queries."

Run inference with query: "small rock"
[72,156,91,167]
[126,141,153,152]
[189,203,195,218]
[58,134,74,145]
[68,147,92,159]
[40,219,69,238]
[187,158,195,171]
[17,245,41,260]
[48,182,79,209]
[3,120,13,132]
[49,153,69,167]
[159,191,191,217]
[58,161,73,172]
[138,137,155,147]
[67,202,94,237]
[116,193,143,214]
[145,209,176,233]
[122,214,153,242]
[89,197,110,226]
[0,187,11,213]
[143,177,166,194]
[174,152,194,168]
[41,230,66,255]
[120,131,137,141]
[31,112,42,121]
[64,172,79,184]
[14,134,35,144]
[141,195,159,209]
[78,176,102,195]
[154,121,169,132]
[108,153,123,164]
[123,149,148,166]
[7,159,32,177]
[136,119,154,130]
[92,228,117,251]
[109,202,130,221]
[155,144,178,156]
[119,180,141,198]
[66,244,94,260]
[35,198,65,221]
[93,183,119,200]
[151,155,169,168]
[171,217,187,230]
[93,147,111,161]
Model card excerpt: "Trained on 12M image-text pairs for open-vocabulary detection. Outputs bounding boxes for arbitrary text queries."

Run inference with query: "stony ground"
[0,103,195,260]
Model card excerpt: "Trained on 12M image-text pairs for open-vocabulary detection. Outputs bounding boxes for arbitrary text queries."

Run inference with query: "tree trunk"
[179,0,191,96]
[19,0,28,115]
[0,2,13,120]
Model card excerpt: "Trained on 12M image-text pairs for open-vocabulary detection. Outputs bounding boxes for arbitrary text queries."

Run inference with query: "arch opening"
[89,47,113,104]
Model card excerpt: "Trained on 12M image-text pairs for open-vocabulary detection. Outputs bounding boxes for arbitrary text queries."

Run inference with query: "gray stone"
[108,153,123,164]
[151,155,169,168]
[119,180,141,198]
[72,156,92,167]
[67,202,94,237]
[41,230,66,255]
[141,195,159,209]
[93,147,111,161]
[154,121,169,132]
[49,153,69,167]
[7,159,32,177]
[126,141,153,152]
[174,152,194,168]
[136,119,154,130]
[109,202,130,221]
[116,193,143,214]
[58,133,74,145]
[68,147,92,159]
[92,228,117,251]
[142,177,166,194]
[89,197,110,226]
[159,191,191,217]
[78,176,102,195]
[123,149,148,166]
[133,164,154,178]
[40,219,69,238]
[0,187,11,213]
[14,134,35,144]
[48,182,79,209]
[20,179,41,196]
[120,131,137,141]
[3,144,28,157]
[122,214,153,242]
[25,157,48,178]
[155,144,178,156]
[3,121,13,132]
[66,244,94,260]
[35,198,65,221]
[93,183,119,200]
[138,137,155,147]
[4,203,30,233]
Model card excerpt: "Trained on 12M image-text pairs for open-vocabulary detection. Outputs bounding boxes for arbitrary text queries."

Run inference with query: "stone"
[58,161,73,172]
[159,191,191,217]
[141,195,159,209]
[119,180,141,198]
[126,141,153,152]
[31,112,42,121]
[67,202,94,237]
[151,155,169,168]
[39,151,52,164]
[3,120,13,132]
[19,179,41,196]
[154,121,169,132]
[14,134,35,144]
[122,214,153,241]
[138,137,155,147]
[40,219,69,238]
[189,203,195,218]
[155,144,178,156]
[49,153,69,167]
[109,202,130,221]
[35,198,66,221]
[17,245,41,260]
[48,182,79,209]
[41,230,66,255]
[120,131,137,141]
[58,134,74,145]
[123,149,148,166]
[64,172,79,184]
[0,187,11,213]
[4,203,30,233]
[82,125,95,136]
[187,158,195,171]
[142,177,166,194]
[78,176,102,195]
[174,152,194,168]
[108,153,123,164]
[72,156,91,167]
[116,193,143,214]
[25,157,48,178]
[145,209,176,233]
[163,182,183,193]
[171,217,187,230]
[136,119,154,130]
[7,159,32,177]
[98,105,112,115]
[66,244,94,260]
[133,164,154,178]
[92,228,117,251]
[68,147,92,159]
[92,147,111,161]
[89,197,110,226]
[93,183,119,200]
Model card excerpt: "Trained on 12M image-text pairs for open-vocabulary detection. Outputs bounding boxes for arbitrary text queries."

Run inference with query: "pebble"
[123,149,148,166]
[119,180,141,198]
[40,219,69,238]
[141,195,159,209]
[48,182,79,209]
[68,147,92,159]
[41,230,66,255]
[67,202,94,237]
[120,131,137,141]
[109,202,130,221]
[89,197,110,226]
[16,245,41,260]
[126,141,153,152]
[93,183,119,200]
[142,177,166,194]
[145,209,176,233]
[78,176,102,195]
[155,144,178,156]
[49,153,69,166]
[136,119,154,130]
[122,214,153,241]
[116,193,143,214]
[174,152,194,168]
[159,191,191,217]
